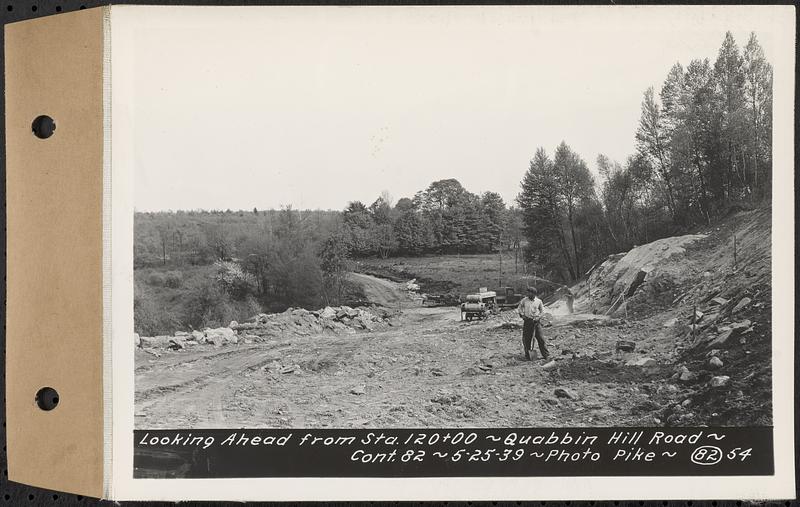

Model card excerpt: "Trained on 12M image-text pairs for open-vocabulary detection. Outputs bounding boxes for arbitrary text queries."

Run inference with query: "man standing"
[517,287,549,361]
[563,286,575,314]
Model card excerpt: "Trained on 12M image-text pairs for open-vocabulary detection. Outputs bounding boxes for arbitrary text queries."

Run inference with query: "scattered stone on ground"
[732,297,752,314]
[710,375,730,387]
[137,304,395,350]
[554,387,578,400]
[662,318,678,328]
[626,357,657,367]
[541,360,557,370]
[616,340,636,352]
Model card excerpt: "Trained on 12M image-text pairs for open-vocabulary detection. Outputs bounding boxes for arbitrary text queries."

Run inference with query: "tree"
[636,88,678,220]
[518,144,599,282]
[598,153,654,251]
[369,196,393,225]
[713,31,747,200]
[394,210,431,255]
[395,197,415,212]
[379,190,394,208]
[342,201,376,255]
[414,179,479,254]
[742,32,773,192]
[517,147,574,280]
[374,224,398,258]
[319,232,351,304]
[275,205,299,240]
[414,179,466,212]
[480,191,507,251]
[554,142,595,276]
[202,221,231,260]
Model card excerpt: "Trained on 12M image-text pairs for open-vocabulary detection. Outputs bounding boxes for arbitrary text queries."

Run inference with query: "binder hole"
[55,5,61,11]
[31,5,37,11]
[35,387,59,411]
[31,115,56,139]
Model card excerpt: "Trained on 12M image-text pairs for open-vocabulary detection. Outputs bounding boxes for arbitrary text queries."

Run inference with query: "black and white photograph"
[1,3,793,501]
[131,7,781,434]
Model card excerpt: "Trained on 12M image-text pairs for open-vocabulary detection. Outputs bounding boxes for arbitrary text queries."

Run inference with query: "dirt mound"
[347,272,410,307]
[138,305,396,350]
[581,234,705,315]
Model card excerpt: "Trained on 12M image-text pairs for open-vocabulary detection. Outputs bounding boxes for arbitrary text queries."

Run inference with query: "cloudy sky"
[121,5,790,211]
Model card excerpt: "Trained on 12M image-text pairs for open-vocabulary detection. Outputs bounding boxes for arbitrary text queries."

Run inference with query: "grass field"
[355,251,558,296]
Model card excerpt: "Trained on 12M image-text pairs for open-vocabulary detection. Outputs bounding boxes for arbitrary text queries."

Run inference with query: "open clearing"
[135,209,772,429]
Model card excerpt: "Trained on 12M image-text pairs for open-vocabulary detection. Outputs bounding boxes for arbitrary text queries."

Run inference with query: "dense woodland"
[135,32,773,335]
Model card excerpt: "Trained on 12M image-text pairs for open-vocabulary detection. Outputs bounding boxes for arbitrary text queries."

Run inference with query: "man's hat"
[527,287,537,295]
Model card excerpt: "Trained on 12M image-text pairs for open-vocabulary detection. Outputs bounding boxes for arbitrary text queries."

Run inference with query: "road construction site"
[135,208,772,429]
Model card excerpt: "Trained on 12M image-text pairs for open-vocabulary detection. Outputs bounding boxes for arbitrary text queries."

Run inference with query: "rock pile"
[233,305,394,339]
[137,305,395,351]
[405,279,420,292]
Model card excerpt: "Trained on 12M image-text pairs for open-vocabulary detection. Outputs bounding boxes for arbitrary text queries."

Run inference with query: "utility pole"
[498,249,502,288]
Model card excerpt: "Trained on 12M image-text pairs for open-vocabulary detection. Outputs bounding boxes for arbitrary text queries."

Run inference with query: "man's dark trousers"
[522,318,549,359]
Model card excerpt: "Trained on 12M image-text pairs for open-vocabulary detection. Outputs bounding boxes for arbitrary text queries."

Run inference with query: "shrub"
[134,285,180,336]
[164,270,183,288]
[213,260,256,299]
[147,272,167,286]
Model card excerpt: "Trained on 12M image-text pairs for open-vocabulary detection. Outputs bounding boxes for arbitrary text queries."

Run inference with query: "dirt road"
[135,296,691,429]
[347,272,408,307]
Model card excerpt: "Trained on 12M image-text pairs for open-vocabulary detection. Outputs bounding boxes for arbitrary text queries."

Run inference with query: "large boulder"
[204,327,237,346]
[319,306,337,320]
[705,320,752,349]
[626,357,657,367]
[554,387,578,400]
[168,338,185,350]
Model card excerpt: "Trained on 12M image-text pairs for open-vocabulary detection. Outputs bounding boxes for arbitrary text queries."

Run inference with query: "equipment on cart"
[460,289,498,321]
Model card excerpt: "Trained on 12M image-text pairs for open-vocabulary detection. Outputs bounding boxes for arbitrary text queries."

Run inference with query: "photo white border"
[108,5,796,500]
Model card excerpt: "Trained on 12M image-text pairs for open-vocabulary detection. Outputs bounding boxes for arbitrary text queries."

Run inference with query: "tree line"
[517,31,772,282]
[134,31,772,333]
[334,181,520,258]
[133,181,522,335]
